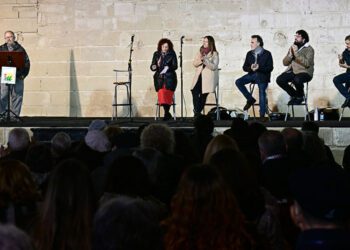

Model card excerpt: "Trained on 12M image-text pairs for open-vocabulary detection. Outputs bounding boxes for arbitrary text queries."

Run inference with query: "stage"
[0,116,349,128]
[0,116,348,165]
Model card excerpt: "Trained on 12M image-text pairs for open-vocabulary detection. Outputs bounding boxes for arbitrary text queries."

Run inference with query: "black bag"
[207,107,232,120]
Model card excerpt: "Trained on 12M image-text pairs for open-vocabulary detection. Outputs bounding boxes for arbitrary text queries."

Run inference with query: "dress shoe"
[243,98,256,110]
[341,98,350,108]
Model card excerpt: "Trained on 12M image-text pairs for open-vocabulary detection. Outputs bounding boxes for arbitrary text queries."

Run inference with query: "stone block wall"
[1,0,350,117]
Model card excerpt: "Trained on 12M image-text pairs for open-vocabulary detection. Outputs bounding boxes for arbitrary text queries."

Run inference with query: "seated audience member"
[0,224,33,250]
[162,165,254,250]
[25,143,53,192]
[0,160,40,231]
[258,130,291,200]
[289,167,350,249]
[210,149,288,250]
[50,132,72,164]
[203,134,239,163]
[93,196,163,250]
[140,124,184,206]
[224,117,253,152]
[281,127,309,168]
[174,129,200,165]
[74,121,111,172]
[301,121,337,166]
[33,159,95,250]
[190,114,214,160]
[0,128,30,162]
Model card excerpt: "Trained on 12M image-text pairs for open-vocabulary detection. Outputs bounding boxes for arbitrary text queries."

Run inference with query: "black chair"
[339,87,350,121]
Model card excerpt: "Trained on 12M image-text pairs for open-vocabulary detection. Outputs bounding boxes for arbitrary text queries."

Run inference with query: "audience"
[0,119,348,250]
[162,165,254,250]
[33,159,95,250]
[0,160,40,231]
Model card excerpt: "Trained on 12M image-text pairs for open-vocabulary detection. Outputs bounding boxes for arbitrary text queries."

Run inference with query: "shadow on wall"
[69,49,81,117]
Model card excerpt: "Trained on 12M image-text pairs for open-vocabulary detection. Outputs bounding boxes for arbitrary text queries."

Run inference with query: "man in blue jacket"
[235,35,273,118]
[333,35,350,108]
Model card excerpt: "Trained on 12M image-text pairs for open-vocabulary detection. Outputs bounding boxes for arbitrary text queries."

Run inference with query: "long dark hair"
[34,159,95,250]
[200,35,217,54]
[157,38,174,52]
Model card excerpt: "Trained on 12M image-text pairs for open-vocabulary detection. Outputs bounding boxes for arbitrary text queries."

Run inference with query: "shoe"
[243,98,256,110]
[163,112,172,121]
[341,98,350,108]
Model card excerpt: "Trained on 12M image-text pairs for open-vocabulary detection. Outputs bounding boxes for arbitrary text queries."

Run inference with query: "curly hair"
[162,165,253,250]
[157,38,174,52]
[0,160,40,208]
[140,124,175,154]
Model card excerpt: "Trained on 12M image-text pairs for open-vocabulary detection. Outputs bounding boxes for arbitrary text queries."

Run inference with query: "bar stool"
[203,69,221,120]
[248,82,270,120]
[339,87,350,121]
[284,82,310,121]
[155,95,176,121]
[112,69,132,120]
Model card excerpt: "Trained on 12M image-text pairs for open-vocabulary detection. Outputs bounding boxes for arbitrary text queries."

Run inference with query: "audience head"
[88,120,107,131]
[25,143,53,174]
[281,127,303,152]
[50,132,72,158]
[105,156,150,198]
[193,114,214,136]
[93,196,162,250]
[85,130,111,153]
[103,125,123,148]
[35,159,95,250]
[258,130,286,161]
[0,160,39,208]
[7,128,30,152]
[163,165,249,250]
[140,124,175,154]
[289,167,350,230]
[302,131,328,166]
[203,134,239,163]
[0,224,33,250]
[301,121,319,135]
[342,144,350,170]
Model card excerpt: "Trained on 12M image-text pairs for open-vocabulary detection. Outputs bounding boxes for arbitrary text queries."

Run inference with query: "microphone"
[181,35,185,40]
[131,34,135,42]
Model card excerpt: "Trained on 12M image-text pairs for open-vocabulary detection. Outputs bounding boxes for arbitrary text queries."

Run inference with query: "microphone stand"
[179,36,184,120]
[128,35,134,120]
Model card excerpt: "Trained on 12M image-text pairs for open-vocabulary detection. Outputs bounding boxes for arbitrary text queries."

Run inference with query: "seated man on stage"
[0,30,30,118]
[276,30,314,105]
[235,35,273,118]
[334,35,350,108]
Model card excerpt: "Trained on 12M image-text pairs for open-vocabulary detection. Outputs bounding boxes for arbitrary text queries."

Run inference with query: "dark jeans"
[333,72,350,99]
[235,73,268,117]
[276,72,312,98]
[192,74,208,114]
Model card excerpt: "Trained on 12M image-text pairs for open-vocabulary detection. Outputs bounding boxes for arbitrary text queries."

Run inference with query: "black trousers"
[276,71,312,98]
[191,74,208,114]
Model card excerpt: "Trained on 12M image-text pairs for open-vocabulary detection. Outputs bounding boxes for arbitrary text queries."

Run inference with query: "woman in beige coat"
[191,36,219,117]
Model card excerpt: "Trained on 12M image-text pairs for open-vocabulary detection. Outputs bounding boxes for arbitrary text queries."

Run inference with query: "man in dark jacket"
[0,30,30,118]
[333,35,350,108]
[235,35,273,118]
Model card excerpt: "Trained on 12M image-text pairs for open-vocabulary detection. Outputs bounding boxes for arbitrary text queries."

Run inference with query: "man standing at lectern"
[0,30,30,118]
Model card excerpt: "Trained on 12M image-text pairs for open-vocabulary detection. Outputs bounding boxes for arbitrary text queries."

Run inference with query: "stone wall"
[1,0,350,117]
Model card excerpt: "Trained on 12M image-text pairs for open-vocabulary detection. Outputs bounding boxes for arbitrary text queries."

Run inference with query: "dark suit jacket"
[242,49,273,83]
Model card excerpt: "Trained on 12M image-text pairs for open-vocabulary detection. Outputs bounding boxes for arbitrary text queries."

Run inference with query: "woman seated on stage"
[150,38,178,121]
[191,36,219,117]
